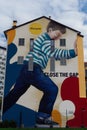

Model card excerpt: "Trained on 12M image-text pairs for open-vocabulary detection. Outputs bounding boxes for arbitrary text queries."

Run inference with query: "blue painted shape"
[3,43,37,127]
[4,43,23,95]
[2,104,37,127]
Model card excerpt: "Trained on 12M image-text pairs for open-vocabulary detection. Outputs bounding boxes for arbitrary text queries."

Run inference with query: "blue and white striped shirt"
[25,33,76,69]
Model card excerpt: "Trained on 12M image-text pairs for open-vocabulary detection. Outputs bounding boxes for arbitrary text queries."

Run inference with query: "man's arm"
[52,48,77,60]
[51,39,78,60]
[41,40,77,60]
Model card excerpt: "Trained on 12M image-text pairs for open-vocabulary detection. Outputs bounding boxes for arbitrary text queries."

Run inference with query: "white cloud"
[0,0,87,61]
[50,0,78,11]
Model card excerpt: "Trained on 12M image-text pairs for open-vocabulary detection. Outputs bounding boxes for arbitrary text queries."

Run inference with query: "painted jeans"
[3,62,58,118]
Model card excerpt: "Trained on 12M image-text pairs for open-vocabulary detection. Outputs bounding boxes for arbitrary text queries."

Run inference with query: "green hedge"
[0,120,17,128]
[0,128,87,130]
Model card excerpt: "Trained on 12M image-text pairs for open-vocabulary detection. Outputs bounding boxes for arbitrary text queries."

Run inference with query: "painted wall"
[3,17,86,127]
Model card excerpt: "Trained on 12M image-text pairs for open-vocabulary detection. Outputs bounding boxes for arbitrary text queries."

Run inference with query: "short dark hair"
[47,20,66,34]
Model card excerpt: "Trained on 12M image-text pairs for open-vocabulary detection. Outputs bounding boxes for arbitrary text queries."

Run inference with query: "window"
[50,40,55,72]
[30,38,34,52]
[50,56,55,72]
[51,39,55,52]
[60,58,66,66]
[60,39,66,47]
[17,56,24,64]
[28,38,34,71]
[28,56,33,71]
[19,38,25,46]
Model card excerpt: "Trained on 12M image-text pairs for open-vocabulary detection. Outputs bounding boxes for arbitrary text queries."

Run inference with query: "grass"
[0,128,87,130]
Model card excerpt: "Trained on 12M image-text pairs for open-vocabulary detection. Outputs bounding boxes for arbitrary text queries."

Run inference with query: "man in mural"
[3,20,78,127]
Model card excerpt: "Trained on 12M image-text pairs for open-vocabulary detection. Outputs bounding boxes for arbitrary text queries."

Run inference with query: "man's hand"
[74,39,78,55]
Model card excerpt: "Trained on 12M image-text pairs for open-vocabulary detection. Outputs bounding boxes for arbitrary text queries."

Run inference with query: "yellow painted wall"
[77,35,86,97]
[6,30,16,45]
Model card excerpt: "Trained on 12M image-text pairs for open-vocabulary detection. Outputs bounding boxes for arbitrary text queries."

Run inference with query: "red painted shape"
[61,77,87,127]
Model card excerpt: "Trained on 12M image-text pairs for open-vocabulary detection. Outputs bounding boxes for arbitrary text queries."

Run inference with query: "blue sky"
[0,0,87,61]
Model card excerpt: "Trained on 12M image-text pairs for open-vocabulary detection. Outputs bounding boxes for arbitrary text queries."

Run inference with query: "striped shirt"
[25,33,76,69]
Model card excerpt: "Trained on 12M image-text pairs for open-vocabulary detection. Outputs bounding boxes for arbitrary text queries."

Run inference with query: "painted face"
[50,30,62,40]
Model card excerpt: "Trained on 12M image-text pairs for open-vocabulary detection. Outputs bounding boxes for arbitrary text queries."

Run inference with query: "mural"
[2,17,86,128]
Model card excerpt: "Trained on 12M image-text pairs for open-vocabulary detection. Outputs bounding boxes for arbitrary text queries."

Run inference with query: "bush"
[9,120,17,128]
[0,120,17,128]
[2,120,10,128]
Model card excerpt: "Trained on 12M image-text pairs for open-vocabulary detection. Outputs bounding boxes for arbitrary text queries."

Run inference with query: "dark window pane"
[60,39,66,46]
[19,38,25,46]
[30,38,34,52]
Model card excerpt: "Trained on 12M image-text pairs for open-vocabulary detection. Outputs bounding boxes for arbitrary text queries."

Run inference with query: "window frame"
[60,57,67,66]
[17,56,24,64]
[60,39,66,47]
[50,40,55,72]
[18,38,25,46]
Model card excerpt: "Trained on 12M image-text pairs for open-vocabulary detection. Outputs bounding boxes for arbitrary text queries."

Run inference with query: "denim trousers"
[3,62,58,118]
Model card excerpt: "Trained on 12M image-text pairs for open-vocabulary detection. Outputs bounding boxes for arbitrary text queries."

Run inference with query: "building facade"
[0,46,6,120]
[2,16,86,127]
